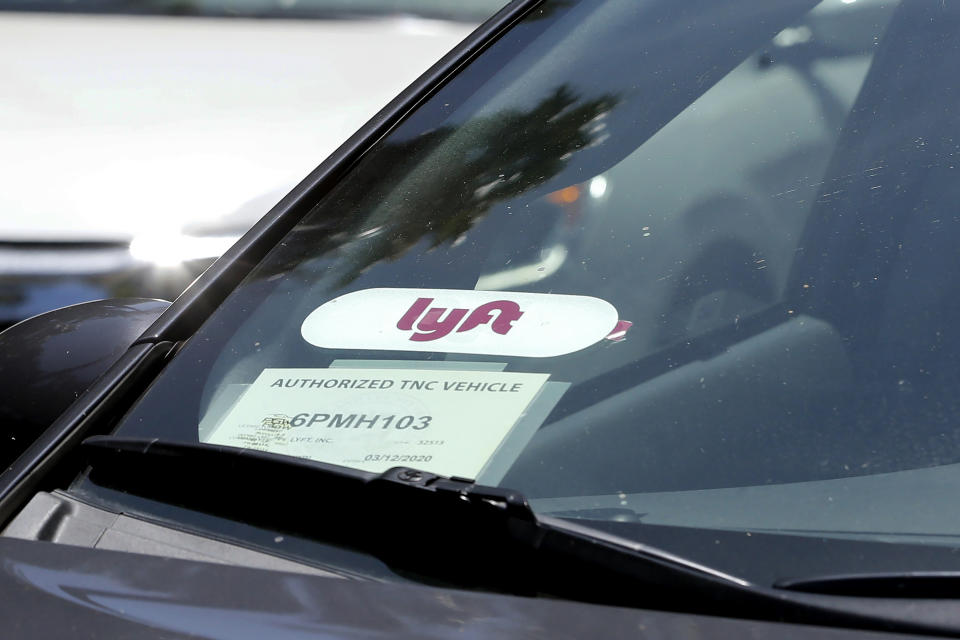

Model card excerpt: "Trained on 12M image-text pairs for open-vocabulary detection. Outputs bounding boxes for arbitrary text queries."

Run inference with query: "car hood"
[0,11,472,242]
[0,536,902,639]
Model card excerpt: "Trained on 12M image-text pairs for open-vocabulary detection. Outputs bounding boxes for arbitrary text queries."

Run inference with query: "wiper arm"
[81,436,538,579]
[80,436,960,637]
[83,436,750,592]
[82,436,744,595]
[777,572,960,599]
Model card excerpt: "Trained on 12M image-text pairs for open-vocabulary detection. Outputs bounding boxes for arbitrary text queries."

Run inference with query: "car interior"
[509,0,960,545]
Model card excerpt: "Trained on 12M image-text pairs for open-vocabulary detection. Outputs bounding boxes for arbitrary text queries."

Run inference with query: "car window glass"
[81,0,960,583]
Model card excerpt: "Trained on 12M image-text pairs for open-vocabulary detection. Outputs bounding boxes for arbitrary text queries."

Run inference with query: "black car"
[3,0,960,636]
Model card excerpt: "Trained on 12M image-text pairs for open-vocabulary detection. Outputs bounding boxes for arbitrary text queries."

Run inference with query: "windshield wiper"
[777,573,960,599]
[80,436,960,637]
[81,436,748,596]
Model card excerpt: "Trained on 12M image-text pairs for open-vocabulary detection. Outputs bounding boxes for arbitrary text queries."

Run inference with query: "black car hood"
[0,536,919,640]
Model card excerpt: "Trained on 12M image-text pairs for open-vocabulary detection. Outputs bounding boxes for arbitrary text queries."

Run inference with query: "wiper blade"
[81,437,758,586]
[81,435,537,554]
[79,436,960,636]
[82,436,743,592]
[777,572,960,599]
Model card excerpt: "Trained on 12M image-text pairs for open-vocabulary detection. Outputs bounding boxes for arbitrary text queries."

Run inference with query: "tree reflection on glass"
[281,84,618,286]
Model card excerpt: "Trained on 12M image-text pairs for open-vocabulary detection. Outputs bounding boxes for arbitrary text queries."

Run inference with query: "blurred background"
[0,0,507,329]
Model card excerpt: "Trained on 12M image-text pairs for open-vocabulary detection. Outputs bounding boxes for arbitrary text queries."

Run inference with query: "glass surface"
[82,0,960,584]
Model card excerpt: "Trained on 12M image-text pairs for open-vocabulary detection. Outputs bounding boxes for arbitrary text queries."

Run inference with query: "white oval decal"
[301,288,620,358]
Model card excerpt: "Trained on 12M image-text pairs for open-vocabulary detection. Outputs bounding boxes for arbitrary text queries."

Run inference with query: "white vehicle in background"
[0,0,505,326]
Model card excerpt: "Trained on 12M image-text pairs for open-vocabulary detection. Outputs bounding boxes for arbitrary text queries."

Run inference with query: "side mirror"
[0,298,170,469]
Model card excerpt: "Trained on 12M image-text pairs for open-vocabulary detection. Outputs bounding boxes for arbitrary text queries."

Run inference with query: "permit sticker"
[205,367,550,479]
[301,288,620,357]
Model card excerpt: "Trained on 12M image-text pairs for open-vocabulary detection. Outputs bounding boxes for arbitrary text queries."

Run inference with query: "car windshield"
[0,0,507,20]
[78,0,960,586]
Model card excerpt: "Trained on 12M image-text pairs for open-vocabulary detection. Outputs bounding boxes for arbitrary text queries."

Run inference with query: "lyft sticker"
[301,288,621,357]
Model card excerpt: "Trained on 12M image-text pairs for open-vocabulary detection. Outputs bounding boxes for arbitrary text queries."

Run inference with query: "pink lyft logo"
[396,297,524,342]
[301,288,622,357]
